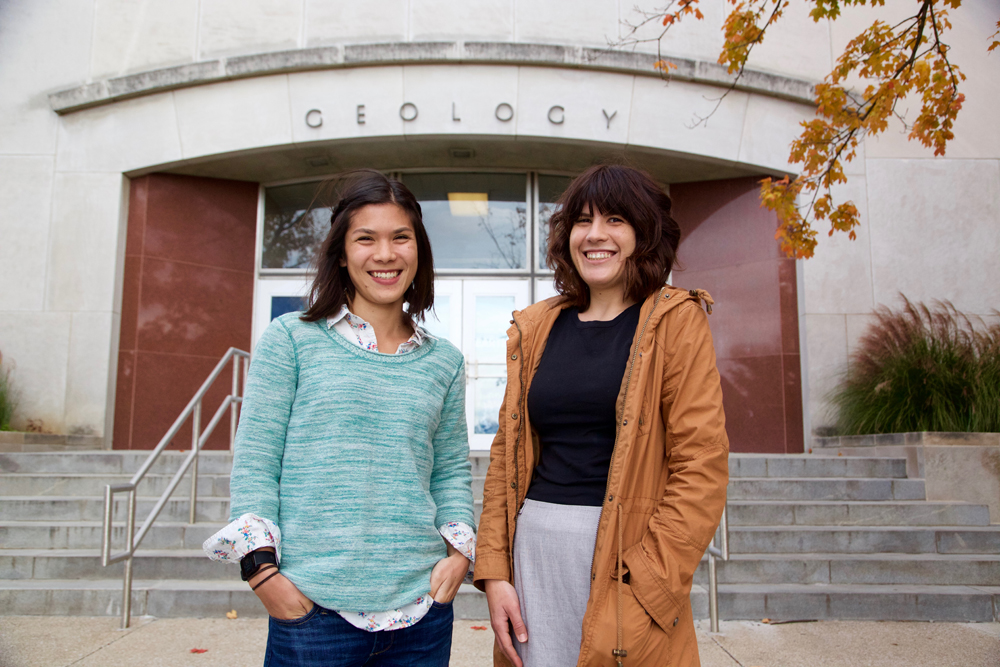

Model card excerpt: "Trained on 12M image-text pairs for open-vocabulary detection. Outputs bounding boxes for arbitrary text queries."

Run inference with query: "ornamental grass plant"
[831,297,1000,435]
[0,351,17,431]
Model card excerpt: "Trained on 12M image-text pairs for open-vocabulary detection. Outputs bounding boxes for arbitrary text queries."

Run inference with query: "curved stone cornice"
[49,41,816,114]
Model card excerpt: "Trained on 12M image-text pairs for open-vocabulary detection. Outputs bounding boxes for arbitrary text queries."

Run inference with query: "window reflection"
[270,295,308,320]
[473,295,515,363]
[537,175,572,270]
[475,374,506,434]
[403,173,527,270]
[262,182,330,269]
[423,294,452,342]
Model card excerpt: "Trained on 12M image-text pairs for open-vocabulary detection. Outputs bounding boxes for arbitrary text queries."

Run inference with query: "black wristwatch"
[240,549,278,581]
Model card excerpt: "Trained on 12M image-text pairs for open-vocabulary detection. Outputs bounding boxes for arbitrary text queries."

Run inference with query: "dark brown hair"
[547,164,681,309]
[300,170,434,323]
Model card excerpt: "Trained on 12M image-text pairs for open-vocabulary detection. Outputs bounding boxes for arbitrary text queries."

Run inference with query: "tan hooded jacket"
[473,285,729,667]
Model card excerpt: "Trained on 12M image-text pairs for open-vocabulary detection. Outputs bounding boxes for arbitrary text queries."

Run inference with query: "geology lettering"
[303,103,617,129]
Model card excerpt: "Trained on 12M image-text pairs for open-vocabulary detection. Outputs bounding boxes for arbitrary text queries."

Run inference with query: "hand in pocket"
[252,571,314,620]
[429,549,470,604]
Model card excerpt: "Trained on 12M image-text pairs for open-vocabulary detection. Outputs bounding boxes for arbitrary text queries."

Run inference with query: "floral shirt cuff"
[439,521,476,583]
[202,513,282,563]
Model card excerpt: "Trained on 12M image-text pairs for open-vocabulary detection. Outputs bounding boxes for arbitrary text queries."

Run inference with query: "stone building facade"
[0,0,997,453]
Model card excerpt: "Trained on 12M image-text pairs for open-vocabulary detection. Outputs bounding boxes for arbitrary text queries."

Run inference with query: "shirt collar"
[327,304,435,344]
[326,304,351,329]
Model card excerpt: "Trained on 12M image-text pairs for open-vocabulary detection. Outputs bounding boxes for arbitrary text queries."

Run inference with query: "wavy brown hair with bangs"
[547,165,681,309]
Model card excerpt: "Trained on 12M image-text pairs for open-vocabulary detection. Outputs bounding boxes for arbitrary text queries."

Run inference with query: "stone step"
[0,579,487,618]
[729,456,908,479]
[0,549,221,581]
[693,553,1000,586]
[3,577,995,622]
[0,473,231,498]
[6,476,938,512]
[470,453,489,477]
[730,526,1000,554]
[719,583,1000,622]
[0,579,709,620]
[727,478,925,501]
[727,500,992,527]
[1,452,910,481]
[11,473,935,508]
[0,498,475,526]
[0,497,990,552]
[0,496,232,523]
[0,473,479,509]
[7,546,998,588]
[0,496,482,534]
[0,521,226,550]
[0,452,235,475]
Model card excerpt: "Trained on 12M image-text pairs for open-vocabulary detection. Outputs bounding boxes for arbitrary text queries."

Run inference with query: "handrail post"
[708,551,719,632]
[720,503,729,560]
[121,489,137,629]
[101,485,113,566]
[189,400,201,525]
[230,356,240,450]
[707,501,729,632]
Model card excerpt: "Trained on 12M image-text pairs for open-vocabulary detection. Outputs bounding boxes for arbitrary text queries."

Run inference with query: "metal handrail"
[706,502,730,633]
[101,347,250,629]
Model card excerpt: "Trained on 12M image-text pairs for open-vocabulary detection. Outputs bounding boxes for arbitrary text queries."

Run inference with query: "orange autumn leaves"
[645,0,992,259]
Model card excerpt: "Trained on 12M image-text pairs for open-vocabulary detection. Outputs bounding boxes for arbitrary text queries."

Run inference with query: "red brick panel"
[672,177,803,454]
[114,175,256,450]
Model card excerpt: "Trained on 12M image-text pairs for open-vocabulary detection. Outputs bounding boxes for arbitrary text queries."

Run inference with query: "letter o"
[495,103,514,122]
[399,102,418,121]
[547,105,565,125]
[305,109,323,128]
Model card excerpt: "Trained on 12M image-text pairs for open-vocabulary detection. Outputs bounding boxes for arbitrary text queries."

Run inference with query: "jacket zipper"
[509,313,527,576]
[589,287,667,582]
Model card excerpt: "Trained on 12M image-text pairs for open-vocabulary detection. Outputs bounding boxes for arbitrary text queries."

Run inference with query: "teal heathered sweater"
[229,312,475,612]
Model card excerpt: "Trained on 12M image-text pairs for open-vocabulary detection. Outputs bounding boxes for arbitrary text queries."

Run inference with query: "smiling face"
[340,203,419,315]
[569,203,637,296]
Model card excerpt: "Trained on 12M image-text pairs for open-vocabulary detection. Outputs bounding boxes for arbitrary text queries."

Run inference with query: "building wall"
[673,177,803,453]
[114,174,256,450]
[0,0,997,444]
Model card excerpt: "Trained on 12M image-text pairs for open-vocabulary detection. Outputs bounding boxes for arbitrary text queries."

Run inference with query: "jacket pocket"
[622,541,685,634]
[588,581,671,665]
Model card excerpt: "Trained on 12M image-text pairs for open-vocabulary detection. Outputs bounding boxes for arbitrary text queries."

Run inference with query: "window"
[401,172,528,271]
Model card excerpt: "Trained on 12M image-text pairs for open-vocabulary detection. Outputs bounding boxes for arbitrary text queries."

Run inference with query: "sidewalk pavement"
[0,616,996,667]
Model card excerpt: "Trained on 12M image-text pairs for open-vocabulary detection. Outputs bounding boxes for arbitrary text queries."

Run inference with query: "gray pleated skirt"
[512,498,603,667]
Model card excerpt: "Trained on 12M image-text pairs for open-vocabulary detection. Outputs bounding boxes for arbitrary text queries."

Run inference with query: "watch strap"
[240,550,278,581]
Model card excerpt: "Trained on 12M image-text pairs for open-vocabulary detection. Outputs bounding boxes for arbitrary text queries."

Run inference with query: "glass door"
[462,280,530,449]
[422,279,463,347]
[253,277,313,347]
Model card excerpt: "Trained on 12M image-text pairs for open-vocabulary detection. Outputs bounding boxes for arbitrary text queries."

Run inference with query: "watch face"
[240,551,276,580]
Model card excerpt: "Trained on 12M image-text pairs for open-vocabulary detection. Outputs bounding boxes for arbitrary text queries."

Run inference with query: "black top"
[525,302,642,506]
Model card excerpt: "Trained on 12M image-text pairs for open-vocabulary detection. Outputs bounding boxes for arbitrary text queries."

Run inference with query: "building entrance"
[115,168,804,454]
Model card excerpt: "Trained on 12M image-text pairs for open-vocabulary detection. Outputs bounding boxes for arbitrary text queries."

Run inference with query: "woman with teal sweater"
[203,170,476,667]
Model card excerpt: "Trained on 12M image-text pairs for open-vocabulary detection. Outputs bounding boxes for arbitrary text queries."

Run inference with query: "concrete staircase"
[702,455,1000,621]
[1,451,997,621]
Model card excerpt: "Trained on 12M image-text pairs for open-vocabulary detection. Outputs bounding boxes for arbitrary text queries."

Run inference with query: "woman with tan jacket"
[474,164,729,667]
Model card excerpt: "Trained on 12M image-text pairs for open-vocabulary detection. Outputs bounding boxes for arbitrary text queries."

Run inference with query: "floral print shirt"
[328,304,428,354]
[202,307,476,632]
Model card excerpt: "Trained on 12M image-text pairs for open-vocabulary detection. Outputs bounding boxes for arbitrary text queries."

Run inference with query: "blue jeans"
[263,601,454,667]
